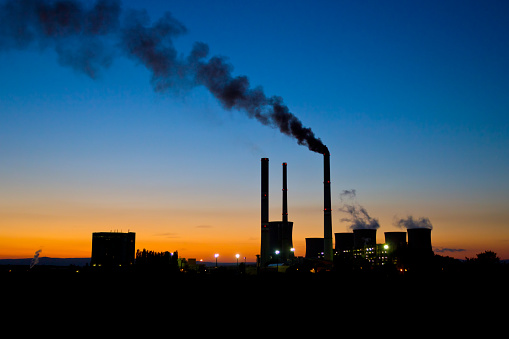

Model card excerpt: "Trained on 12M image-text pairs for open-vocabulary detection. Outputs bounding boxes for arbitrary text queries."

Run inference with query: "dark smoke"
[0,0,120,78]
[0,0,327,154]
[339,189,380,230]
[394,215,433,230]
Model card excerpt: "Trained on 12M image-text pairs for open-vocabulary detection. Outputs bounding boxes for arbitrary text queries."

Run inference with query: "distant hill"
[0,257,90,266]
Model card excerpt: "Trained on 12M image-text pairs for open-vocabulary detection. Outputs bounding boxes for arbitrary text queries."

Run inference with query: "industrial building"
[258,152,434,272]
[305,238,324,259]
[332,227,433,269]
[260,149,332,266]
[91,231,136,268]
[260,159,295,266]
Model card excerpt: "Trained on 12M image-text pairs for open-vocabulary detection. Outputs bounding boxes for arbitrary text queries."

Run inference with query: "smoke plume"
[394,215,433,230]
[0,0,327,154]
[30,249,42,269]
[339,189,380,230]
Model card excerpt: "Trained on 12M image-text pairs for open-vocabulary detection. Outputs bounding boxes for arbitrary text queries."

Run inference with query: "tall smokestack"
[261,158,269,224]
[323,149,333,261]
[282,162,288,223]
[260,158,270,266]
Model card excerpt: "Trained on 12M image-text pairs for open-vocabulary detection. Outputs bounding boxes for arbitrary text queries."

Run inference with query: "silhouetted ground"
[2,262,507,332]
[3,261,507,296]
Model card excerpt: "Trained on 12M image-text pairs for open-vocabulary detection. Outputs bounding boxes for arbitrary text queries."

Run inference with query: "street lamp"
[275,250,280,272]
[236,254,240,267]
[215,253,219,268]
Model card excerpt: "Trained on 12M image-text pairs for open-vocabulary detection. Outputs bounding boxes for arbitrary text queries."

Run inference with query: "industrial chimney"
[282,162,288,223]
[260,158,270,266]
[259,158,294,266]
[323,149,333,261]
[261,158,269,224]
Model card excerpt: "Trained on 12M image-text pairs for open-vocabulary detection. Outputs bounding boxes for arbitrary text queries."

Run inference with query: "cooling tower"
[384,232,407,252]
[407,228,432,253]
[335,232,354,252]
[353,228,377,249]
[305,238,324,259]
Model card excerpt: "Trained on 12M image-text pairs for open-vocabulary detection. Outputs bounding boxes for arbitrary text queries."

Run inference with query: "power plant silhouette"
[259,159,295,266]
[258,155,434,272]
[82,151,436,275]
[260,151,334,266]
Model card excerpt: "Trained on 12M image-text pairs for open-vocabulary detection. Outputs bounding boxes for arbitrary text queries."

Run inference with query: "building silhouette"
[331,227,433,271]
[91,232,136,269]
[260,159,294,266]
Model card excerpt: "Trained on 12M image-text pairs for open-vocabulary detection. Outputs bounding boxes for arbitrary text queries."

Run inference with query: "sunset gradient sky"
[1,0,508,262]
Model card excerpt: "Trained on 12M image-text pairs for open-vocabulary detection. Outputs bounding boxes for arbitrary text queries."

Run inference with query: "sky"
[1,0,508,262]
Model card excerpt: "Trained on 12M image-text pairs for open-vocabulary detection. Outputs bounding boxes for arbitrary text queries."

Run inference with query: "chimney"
[323,150,333,261]
[260,158,270,266]
[282,162,288,223]
[261,158,269,224]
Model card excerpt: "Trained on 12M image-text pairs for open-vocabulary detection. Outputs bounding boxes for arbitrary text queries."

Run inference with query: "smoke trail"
[338,189,380,230]
[0,0,121,78]
[0,0,327,154]
[30,249,42,269]
[394,215,433,230]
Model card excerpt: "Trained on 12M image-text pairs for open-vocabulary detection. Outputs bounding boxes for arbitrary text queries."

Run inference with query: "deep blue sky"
[1,0,508,260]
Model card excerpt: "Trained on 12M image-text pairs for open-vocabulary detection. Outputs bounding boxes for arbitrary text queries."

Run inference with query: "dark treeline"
[135,249,179,266]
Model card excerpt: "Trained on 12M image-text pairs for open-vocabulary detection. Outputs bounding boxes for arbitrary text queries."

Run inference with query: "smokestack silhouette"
[323,150,333,261]
[260,158,270,266]
[0,0,327,154]
[261,158,269,225]
[282,162,288,223]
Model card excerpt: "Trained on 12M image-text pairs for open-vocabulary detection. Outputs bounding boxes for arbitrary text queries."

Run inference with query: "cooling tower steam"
[394,215,433,230]
[0,0,327,154]
[30,249,42,269]
[340,189,356,201]
[339,189,380,230]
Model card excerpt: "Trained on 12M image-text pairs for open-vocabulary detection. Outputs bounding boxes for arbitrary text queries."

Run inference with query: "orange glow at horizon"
[1,196,509,262]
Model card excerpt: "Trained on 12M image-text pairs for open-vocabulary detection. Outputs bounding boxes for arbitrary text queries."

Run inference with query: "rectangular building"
[91,232,136,268]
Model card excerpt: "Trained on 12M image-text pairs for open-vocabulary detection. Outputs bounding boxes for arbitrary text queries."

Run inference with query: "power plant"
[257,154,435,273]
[332,227,434,270]
[260,158,294,266]
[260,149,333,266]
